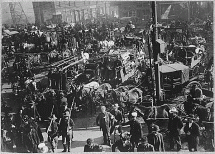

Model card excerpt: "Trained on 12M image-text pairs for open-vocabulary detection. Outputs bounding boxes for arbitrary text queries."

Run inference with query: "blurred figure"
[147,124,165,152]
[137,136,154,152]
[184,114,200,152]
[96,106,114,146]
[47,114,59,152]
[168,107,183,151]
[110,104,123,135]
[121,112,143,151]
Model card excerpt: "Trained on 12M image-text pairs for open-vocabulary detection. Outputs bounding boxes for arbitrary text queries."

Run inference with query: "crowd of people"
[1,14,213,153]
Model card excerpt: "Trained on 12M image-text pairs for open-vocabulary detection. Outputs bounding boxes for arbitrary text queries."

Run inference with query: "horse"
[93,83,112,106]
[47,50,59,63]
[192,103,213,125]
[119,87,143,106]
[67,81,99,116]
[24,79,37,94]
[131,104,170,132]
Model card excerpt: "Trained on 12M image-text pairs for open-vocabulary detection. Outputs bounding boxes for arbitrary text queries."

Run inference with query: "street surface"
[2,81,207,152]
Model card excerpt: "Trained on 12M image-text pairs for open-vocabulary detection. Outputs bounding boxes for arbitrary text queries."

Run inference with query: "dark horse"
[129,104,170,133]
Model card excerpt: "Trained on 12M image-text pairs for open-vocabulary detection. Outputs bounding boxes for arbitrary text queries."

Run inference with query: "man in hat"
[110,104,123,135]
[47,114,59,152]
[121,112,143,151]
[96,106,114,146]
[168,107,183,151]
[59,111,74,152]
[184,114,200,152]
[147,124,165,151]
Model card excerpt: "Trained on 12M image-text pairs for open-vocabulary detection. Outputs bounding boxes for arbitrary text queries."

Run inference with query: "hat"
[169,107,178,113]
[131,112,137,117]
[151,124,160,132]
[187,114,195,120]
[63,111,70,117]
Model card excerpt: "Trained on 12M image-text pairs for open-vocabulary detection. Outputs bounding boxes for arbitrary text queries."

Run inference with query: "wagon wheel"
[183,81,202,99]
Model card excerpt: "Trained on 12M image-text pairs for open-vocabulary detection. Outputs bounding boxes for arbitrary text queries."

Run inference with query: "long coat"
[96,111,113,129]
[122,119,143,142]
[168,115,183,136]
[184,122,200,149]
[147,132,165,152]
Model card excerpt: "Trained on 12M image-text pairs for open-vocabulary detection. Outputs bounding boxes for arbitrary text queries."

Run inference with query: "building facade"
[113,1,151,21]
[33,1,118,25]
[157,1,213,22]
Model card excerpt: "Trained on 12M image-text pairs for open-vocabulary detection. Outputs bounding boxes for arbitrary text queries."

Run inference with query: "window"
[101,7,104,14]
[128,10,136,17]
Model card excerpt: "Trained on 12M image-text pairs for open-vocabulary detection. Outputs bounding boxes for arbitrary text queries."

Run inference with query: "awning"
[159,63,189,73]
[4,30,19,35]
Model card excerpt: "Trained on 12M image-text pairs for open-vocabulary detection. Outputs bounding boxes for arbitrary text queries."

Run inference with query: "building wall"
[115,1,151,20]
[33,1,117,25]
[2,2,35,25]
[33,2,56,25]
[54,1,112,23]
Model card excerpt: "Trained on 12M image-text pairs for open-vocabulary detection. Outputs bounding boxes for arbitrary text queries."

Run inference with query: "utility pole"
[151,1,161,105]
[188,1,190,22]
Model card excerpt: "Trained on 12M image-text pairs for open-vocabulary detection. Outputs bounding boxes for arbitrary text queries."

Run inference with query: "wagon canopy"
[159,63,189,84]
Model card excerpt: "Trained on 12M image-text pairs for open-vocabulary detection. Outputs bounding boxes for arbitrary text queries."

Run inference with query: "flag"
[161,5,171,19]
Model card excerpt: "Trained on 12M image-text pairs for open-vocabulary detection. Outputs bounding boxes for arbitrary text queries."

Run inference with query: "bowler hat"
[152,124,160,132]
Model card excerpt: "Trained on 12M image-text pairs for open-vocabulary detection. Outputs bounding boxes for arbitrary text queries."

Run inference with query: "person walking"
[147,124,165,152]
[110,104,123,135]
[96,106,114,146]
[47,114,59,152]
[59,111,74,152]
[168,107,183,151]
[184,114,200,152]
[121,112,143,151]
